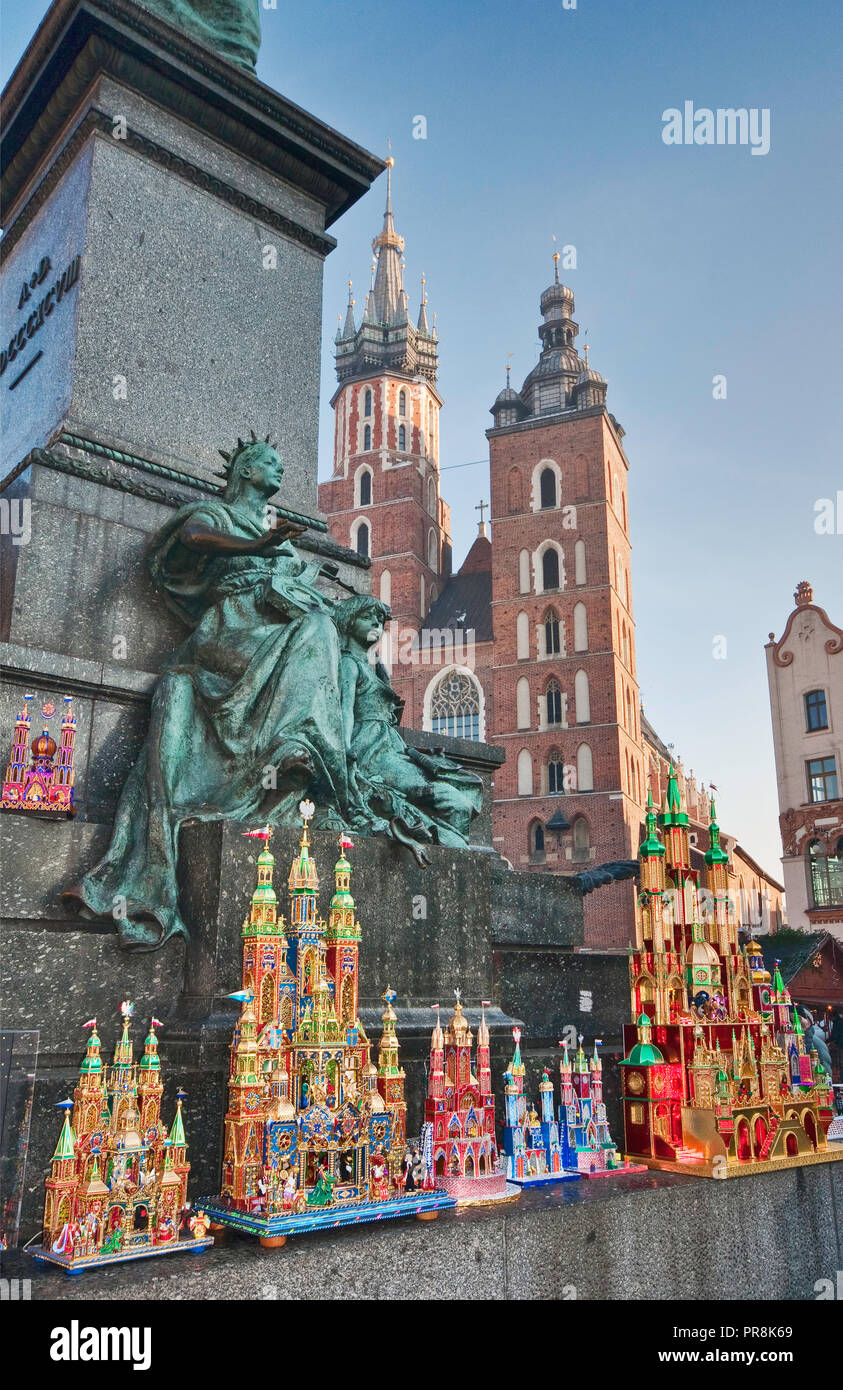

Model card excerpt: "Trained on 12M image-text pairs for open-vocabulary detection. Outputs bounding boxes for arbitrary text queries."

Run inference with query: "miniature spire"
[704,799,729,866]
[477,999,490,1046]
[640,788,666,857]
[244,826,280,934]
[288,800,319,895]
[509,1026,525,1076]
[169,1090,187,1147]
[113,1000,134,1066]
[78,1020,103,1077]
[139,1018,162,1071]
[52,1101,76,1161]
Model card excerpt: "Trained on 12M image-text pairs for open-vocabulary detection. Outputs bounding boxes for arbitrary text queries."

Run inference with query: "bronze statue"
[137,0,262,71]
[64,438,480,950]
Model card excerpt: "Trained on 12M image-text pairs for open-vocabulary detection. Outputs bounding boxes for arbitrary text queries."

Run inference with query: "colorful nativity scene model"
[620,775,843,1178]
[199,803,455,1242]
[422,996,519,1204]
[31,1003,213,1273]
[499,1028,644,1185]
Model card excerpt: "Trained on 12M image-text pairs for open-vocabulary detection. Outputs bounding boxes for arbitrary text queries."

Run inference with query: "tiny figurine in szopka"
[29,1004,213,1272]
[423,995,519,1204]
[620,777,843,1177]
[557,1038,646,1176]
[501,1029,578,1186]
[1,694,77,817]
[198,804,455,1244]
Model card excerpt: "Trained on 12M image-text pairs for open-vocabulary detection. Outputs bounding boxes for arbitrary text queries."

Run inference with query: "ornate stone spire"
[371,157,406,326]
[334,160,438,384]
[417,274,430,333]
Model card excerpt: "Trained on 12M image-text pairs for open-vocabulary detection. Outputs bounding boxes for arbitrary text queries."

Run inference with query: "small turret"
[52,1102,76,1163]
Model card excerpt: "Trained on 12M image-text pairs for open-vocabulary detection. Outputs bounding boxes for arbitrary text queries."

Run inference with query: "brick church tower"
[486,254,646,946]
[318,161,452,640]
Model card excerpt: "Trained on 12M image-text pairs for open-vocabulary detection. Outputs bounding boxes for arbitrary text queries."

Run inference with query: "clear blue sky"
[4,0,841,883]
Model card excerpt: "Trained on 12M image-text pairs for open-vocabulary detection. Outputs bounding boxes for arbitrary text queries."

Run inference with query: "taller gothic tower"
[487,254,645,946]
[319,161,451,637]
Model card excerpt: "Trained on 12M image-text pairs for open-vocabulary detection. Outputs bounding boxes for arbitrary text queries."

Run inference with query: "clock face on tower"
[626,1071,645,1096]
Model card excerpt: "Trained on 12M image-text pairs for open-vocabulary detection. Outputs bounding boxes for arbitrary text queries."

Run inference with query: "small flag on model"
[242,825,271,840]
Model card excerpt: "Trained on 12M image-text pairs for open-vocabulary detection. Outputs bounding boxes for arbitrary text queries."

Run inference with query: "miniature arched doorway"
[667,976,685,1020]
[803,1112,817,1149]
[785,1131,799,1157]
[753,1116,768,1158]
[465,1150,476,1178]
[435,1153,446,1177]
[133,1203,149,1231]
[735,1118,751,1161]
[280,993,293,1033]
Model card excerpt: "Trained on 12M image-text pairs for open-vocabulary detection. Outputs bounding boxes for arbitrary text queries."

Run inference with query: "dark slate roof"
[640,710,672,761]
[420,571,493,643]
[759,932,830,983]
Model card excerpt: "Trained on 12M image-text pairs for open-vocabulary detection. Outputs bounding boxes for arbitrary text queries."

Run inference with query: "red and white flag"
[151,1017,163,1029]
[242,825,271,840]
[82,1018,97,1029]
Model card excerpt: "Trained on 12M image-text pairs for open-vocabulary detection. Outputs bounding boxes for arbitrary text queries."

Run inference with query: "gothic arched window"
[542,547,559,591]
[364,389,372,417]
[547,749,565,795]
[428,529,438,572]
[545,678,562,726]
[398,424,406,450]
[544,608,561,656]
[398,389,407,416]
[363,424,371,451]
[539,466,557,509]
[430,670,481,741]
[572,816,590,861]
[359,469,372,506]
[427,476,437,515]
[356,521,370,558]
[530,821,545,856]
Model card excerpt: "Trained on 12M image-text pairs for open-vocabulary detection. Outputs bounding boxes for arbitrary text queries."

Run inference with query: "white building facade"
[766,581,843,936]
